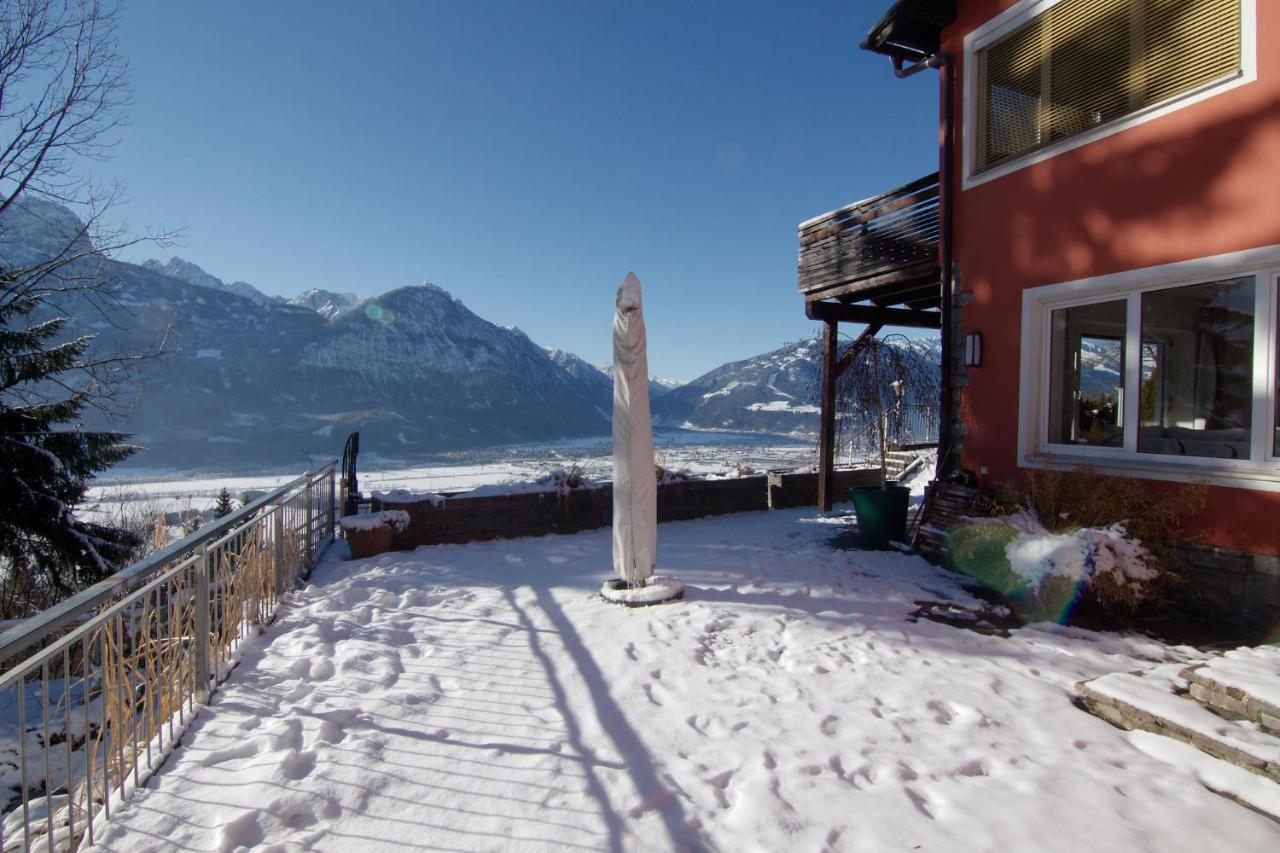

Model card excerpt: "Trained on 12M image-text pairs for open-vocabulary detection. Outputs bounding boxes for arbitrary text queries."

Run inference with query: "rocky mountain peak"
[142,256,274,306]
[0,197,94,268]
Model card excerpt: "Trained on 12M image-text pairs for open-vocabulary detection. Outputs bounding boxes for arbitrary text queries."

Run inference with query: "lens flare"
[364,303,394,324]
[945,523,1091,625]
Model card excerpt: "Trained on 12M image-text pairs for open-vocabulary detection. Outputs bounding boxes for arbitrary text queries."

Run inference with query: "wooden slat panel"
[798,172,941,304]
[909,482,1001,566]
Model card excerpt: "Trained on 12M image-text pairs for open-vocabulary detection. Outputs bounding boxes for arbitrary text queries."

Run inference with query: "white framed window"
[1018,245,1280,491]
[963,0,1257,189]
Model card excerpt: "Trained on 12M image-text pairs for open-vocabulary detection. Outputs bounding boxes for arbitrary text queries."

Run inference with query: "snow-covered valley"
[84,430,817,528]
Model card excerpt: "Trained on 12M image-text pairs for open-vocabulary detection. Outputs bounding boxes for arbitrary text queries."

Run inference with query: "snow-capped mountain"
[653,339,829,435]
[142,256,276,306]
[3,203,614,470]
[654,337,944,436]
[650,376,682,395]
[289,288,365,320]
[1079,337,1123,398]
[546,348,614,415]
[544,348,682,414]
[0,197,93,268]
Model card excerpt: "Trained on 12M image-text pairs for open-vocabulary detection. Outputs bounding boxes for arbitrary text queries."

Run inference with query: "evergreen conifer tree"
[213,487,234,519]
[0,0,153,616]
[0,296,142,604]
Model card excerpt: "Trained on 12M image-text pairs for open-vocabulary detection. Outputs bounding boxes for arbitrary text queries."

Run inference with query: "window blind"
[977,0,1242,171]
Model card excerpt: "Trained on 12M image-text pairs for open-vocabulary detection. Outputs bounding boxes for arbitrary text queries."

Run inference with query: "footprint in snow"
[272,794,319,830]
[201,739,260,767]
[217,810,264,853]
[706,770,734,809]
[903,785,936,820]
[927,698,961,726]
[279,749,318,781]
[309,659,336,682]
[270,718,304,752]
[951,757,991,778]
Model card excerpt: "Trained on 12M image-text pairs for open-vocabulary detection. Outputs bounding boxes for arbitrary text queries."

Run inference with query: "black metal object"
[861,0,956,62]
[341,431,361,517]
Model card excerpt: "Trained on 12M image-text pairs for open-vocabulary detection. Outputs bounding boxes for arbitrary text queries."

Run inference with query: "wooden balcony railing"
[797,172,940,307]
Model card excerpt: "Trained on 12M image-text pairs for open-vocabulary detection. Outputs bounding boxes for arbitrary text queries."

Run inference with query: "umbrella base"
[600,576,684,607]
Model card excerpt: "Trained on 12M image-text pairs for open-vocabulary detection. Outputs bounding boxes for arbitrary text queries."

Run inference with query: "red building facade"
[940,0,1278,556]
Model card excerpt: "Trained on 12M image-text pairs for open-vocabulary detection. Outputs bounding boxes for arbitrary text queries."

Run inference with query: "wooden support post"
[818,319,839,512]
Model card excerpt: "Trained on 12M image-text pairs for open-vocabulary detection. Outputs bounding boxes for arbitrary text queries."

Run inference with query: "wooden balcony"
[797,172,941,311]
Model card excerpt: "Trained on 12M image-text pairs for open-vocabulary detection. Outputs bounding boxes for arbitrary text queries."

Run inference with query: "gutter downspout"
[886,47,956,478]
[937,53,956,480]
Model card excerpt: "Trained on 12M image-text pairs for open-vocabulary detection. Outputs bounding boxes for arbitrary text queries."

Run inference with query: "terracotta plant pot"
[345,524,394,559]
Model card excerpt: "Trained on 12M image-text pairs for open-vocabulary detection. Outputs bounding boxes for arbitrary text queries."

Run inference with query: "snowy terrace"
[85,508,1279,852]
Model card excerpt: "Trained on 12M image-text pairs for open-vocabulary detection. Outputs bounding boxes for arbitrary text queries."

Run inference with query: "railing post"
[274,497,287,597]
[305,478,315,567]
[328,464,337,547]
[194,543,211,704]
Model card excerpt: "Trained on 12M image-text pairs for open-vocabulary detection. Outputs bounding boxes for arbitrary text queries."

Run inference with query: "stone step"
[1181,646,1280,736]
[1077,663,1280,784]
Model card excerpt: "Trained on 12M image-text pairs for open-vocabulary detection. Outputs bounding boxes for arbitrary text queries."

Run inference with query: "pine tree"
[0,0,153,616]
[213,487,234,519]
[0,299,142,606]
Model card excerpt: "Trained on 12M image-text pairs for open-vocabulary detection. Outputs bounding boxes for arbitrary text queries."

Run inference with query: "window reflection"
[1048,300,1126,446]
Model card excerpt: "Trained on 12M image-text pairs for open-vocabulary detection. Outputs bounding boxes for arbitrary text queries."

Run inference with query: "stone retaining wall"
[1175,543,1280,635]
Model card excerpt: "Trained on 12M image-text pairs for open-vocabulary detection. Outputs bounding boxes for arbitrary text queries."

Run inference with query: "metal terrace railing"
[798,172,941,305]
[842,404,940,466]
[0,460,337,851]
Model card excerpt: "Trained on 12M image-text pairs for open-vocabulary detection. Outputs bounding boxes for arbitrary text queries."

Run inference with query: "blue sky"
[100,1,938,381]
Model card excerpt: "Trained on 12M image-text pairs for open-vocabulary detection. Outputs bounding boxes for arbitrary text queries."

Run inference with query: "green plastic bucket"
[850,484,910,549]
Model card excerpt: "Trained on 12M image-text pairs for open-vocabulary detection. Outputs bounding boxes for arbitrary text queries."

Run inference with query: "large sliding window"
[1023,252,1280,489]
[973,0,1245,175]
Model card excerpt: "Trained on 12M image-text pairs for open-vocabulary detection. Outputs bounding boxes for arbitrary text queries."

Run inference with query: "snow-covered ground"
[88,508,1279,852]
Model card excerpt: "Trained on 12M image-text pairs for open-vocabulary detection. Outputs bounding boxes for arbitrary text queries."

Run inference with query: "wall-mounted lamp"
[964,332,982,367]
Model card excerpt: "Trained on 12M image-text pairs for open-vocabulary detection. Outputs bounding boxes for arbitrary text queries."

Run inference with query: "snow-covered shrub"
[947,467,1205,622]
[539,466,598,496]
[373,489,446,508]
[655,465,696,484]
[339,510,410,534]
[1000,467,1204,544]
[949,514,1157,622]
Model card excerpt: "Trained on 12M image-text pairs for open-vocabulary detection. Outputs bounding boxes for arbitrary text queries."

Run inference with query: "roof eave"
[861,0,956,60]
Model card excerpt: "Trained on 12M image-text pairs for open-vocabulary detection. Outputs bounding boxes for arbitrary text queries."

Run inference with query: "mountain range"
[1,198,953,472]
[653,337,944,436]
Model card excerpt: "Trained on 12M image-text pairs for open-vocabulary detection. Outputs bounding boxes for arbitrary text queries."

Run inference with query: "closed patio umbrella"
[603,272,681,606]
